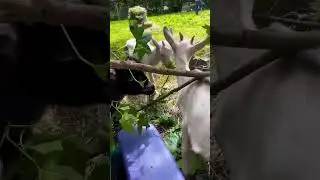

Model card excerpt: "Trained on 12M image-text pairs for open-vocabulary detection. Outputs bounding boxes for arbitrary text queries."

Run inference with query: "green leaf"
[119,105,130,111]
[85,154,109,180]
[120,120,134,133]
[24,134,64,147]
[58,136,94,174]
[39,165,84,180]
[188,154,206,175]
[28,140,63,155]
[202,24,210,36]
[164,131,181,154]
[129,23,152,62]
[122,112,138,123]
[62,136,94,154]
[130,25,144,40]
[120,112,137,133]
[135,112,148,135]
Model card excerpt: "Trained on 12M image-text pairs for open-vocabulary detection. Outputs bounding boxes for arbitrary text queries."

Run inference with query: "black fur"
[0,22,155,178]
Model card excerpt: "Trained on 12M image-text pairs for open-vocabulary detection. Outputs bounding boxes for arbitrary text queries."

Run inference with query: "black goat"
[0,22,155,179]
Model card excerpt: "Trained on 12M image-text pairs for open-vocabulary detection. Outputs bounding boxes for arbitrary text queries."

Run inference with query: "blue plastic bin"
[117,124,185,180]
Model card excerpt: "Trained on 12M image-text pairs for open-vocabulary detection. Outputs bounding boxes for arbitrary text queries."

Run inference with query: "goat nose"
[144,84,155,95]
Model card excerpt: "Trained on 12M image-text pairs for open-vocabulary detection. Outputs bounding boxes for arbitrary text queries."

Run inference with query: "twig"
[5,128,40,170]
[139,77,208,111]
[159,75,170,95]
[110,60,210,77]
[0,0,108,31]
[110,50,120,59]
[61,24,96,67]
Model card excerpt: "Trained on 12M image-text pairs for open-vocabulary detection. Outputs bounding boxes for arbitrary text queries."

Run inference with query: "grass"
[110,10,210,59]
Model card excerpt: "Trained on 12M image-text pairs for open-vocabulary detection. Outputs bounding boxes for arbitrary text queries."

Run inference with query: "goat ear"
[179,32,183,41]
[190,36,195,44]
[163,26,177,52]
[151,36,160,49]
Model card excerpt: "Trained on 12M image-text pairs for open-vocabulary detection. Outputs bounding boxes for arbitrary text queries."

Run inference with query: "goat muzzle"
[143,84,155,95]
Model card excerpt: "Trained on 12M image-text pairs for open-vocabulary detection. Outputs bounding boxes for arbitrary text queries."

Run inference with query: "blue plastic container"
[117,124,185,180]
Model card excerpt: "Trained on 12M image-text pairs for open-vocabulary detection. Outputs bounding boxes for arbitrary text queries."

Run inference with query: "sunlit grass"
[110,10,210,59]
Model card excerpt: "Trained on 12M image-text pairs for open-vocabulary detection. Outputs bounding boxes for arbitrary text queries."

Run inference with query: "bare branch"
[0,0,108,31]
[254,14,320,29]
[110,60,210,77]
[159,75,170,95]
[139,77,209,111]
[212,28,320,50]
[210,51,283,96]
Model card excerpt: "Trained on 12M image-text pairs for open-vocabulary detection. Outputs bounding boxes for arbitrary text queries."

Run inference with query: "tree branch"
[210,51,283,96]
[212,28,320,50]
[0,0,108,31]
[254,14,320,29]
[110,60,210,77]
[139,77,209,111]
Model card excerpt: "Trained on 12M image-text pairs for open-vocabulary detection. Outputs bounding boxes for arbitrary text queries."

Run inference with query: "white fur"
[125,37,174,102]
[163,28,210,175]
[214,0,320,180]
[125,38,173,83]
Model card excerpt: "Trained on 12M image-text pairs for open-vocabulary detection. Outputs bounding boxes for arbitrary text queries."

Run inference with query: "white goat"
[214,0,320,180]
[163,27,210,175]
[125,37,174,102]
[125,37,174,84]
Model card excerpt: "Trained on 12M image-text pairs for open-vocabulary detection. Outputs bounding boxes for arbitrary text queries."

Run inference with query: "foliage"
[128,6,153,61]
[128,6,148,24]
[5,131,109,180]
[113,103,149,135]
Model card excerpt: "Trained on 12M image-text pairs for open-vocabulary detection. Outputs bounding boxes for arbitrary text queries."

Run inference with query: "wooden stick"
[110,60,210,77]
